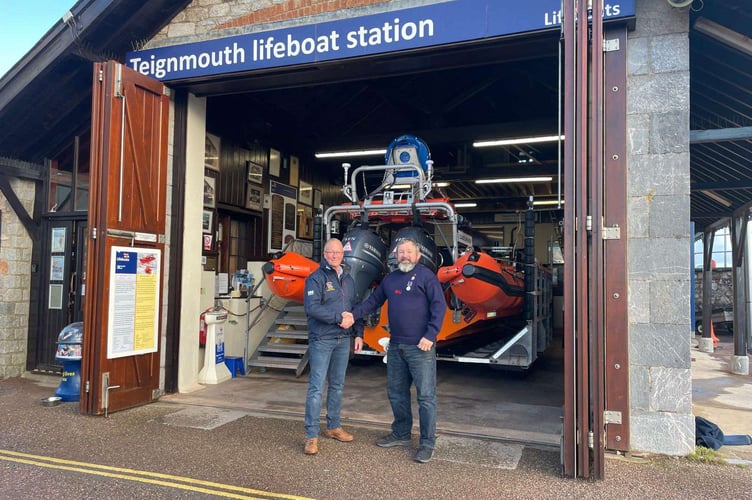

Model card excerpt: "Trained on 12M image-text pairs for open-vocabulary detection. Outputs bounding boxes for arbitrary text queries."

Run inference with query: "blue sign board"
[126,0,634,82]
[114,251,137,274]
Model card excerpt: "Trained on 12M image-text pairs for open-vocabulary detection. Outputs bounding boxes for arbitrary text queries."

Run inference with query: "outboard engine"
[387,226,439,273]
[342,227,388,302]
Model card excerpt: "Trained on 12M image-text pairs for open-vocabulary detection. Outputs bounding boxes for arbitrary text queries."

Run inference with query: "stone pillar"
[626,0,695,456]
[730,355,749,376]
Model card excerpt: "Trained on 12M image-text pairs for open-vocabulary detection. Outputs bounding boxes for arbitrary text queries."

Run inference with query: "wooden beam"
[0,157,45,181]
[0,174,40,239]
[691,181,752,190]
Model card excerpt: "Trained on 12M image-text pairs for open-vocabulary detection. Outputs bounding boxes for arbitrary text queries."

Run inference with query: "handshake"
[339,311,355,329]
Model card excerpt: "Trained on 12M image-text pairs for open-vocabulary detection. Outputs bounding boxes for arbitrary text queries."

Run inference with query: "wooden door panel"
[81,61,169,415]
[112,80,167,232]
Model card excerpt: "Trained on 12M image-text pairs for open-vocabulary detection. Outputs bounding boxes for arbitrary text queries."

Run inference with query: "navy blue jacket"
[353,263,445,345]
[304,261,363,340]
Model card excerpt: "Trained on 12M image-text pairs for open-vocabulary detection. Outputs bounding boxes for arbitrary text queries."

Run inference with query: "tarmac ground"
[1,333,750,498]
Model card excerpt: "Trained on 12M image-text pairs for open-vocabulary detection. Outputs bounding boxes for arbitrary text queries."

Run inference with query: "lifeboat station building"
[1,0,751,478]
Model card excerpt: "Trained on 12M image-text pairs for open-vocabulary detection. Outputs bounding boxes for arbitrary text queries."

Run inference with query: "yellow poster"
[107,247,161,359]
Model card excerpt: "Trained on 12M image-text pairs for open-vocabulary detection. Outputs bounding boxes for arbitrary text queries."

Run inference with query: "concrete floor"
[167,341,565,448]
[691,334,752,463]
[160,330,752,463]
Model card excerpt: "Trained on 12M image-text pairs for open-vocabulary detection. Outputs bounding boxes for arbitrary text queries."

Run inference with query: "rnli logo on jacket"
[307,290,314,296]
[326,281,335,291]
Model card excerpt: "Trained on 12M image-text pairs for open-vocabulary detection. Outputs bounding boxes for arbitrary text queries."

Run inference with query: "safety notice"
[107,246,161,359]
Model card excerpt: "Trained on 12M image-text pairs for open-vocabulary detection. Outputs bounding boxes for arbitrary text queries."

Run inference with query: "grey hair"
[396,238,420,251]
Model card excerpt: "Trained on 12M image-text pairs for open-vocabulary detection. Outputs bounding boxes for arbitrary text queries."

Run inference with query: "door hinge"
[604,410,622,425]
[91,227,97,240]
[602,225,621,240]
[588,430,594,449]
[586,215,593,232]
[85,380,90,393]
[163,87,171,97]
[98,68,103,82]
[603,39,620,52]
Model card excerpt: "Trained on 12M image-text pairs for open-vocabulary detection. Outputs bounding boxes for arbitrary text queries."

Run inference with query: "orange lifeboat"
[437,250,524,320]
[261,252,318,303]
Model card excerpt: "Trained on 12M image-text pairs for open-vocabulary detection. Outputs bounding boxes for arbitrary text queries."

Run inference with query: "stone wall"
[0,178,34,378]
[626,0,694,456]
[694,269,733,313]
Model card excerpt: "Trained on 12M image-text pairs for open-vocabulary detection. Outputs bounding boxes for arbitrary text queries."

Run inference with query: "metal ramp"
[439,264,553,368]
[248,304,310,377]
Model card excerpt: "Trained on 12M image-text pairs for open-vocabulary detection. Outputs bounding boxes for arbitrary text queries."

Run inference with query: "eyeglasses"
[325,251,343,255]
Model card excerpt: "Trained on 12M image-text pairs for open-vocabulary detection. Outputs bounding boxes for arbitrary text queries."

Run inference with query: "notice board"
[107,246,161,359]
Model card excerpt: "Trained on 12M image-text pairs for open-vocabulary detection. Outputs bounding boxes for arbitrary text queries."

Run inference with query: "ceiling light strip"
[473,135,565,148]
[315,149,386,159]
[475,176,553,184]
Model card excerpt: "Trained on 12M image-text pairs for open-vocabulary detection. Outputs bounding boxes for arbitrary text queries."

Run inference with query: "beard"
[398,261,416,273]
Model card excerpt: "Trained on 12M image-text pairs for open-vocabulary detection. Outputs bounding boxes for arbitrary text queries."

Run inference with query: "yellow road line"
[0,449,314,500]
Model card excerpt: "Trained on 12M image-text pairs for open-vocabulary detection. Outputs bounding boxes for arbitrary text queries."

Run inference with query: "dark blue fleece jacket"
[304,261,363,340]
[353,263,445,345]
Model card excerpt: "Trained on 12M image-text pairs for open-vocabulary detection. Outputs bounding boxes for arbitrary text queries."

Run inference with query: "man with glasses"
[302,238,362,455]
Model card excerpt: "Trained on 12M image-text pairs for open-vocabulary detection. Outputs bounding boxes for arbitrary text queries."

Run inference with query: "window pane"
[75,136,90,211]
[49,145,74,212]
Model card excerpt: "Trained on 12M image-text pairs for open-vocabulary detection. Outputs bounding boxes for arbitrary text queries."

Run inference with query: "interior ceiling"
[202,33,562,219]
[0,0,750,230]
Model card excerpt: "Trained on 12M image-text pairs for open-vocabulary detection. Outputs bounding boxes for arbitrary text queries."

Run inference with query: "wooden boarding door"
[81,61,169,415]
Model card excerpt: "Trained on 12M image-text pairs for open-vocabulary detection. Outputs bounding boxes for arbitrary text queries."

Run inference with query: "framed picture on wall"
[246,184,263,212]
[51,227,66,253]
[247,161,264,184]
[203,176,216,208]
[202,210,213,233]
[205,133,220,171]
[268,180,297,253]
[289,155,299,186]
[297,205,314,239]
[269,148,281,177]
[313,188,322,211]
[299,180,313,206]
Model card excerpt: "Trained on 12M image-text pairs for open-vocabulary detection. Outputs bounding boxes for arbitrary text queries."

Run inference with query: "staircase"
[248,304,310,377]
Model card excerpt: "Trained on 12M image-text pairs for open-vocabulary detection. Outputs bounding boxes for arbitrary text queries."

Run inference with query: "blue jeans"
[386,342,437,448]
[305,336,351,439]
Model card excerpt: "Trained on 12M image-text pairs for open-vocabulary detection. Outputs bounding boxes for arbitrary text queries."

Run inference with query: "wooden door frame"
[562,2,629,479]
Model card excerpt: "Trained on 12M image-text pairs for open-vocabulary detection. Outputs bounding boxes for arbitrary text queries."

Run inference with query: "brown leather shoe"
[322,427,354,442]
[304,437,318,455]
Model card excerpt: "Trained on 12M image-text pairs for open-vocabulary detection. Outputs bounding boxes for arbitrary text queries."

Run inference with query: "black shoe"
[376,433,412,447]
[413,446,433,463]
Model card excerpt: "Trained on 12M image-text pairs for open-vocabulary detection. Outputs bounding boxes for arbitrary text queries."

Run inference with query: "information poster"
[107,246,161,359]
[268,180,297,253]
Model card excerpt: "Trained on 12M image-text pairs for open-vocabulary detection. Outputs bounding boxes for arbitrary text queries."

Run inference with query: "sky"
[0,1,77,78]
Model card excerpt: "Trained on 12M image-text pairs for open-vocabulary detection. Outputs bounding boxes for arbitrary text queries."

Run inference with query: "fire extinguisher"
[199,311,207,347]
